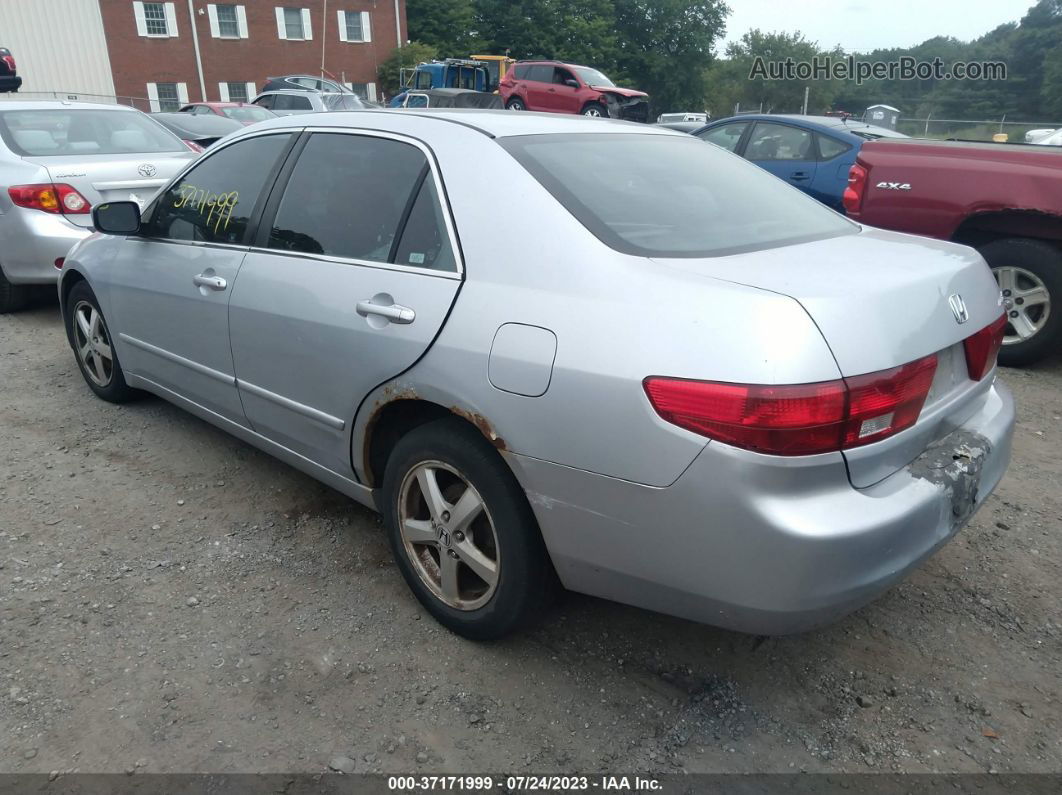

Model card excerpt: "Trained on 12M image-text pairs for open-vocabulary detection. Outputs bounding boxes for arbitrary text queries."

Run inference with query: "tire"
[381,417,556,640]
[978,237,1062,367]
[505,98,526,111]
[581,103,609,118]
[64,281,140,403]
[0,267,29,314]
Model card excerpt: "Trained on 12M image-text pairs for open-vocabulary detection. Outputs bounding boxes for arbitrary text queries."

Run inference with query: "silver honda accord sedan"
[58,110,1015,640]
[0,101,194,312]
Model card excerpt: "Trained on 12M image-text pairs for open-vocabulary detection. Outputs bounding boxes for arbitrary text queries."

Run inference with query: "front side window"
[216,3,239,36]
[283,7,305,38]
[143,2,168,35]
[573,67,613,87]
[697,121,748,153]
[745,122,814,161]
[414,71,433,89]
[553,68,576,85]
[501,133,856,258]
[267,133,455,271]
[0,109,185,156]
[146,134,291,244]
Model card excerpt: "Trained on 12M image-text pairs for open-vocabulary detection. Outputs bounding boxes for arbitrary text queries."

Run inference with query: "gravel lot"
[1,295,1060,776]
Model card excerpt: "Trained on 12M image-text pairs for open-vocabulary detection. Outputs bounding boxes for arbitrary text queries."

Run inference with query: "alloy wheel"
[72,301,114,387]
[398,461,500,611]
[994,266,1051,345]
[583,107,603,117]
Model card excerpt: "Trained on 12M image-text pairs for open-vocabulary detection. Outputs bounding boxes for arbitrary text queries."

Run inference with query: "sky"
[719,0,1037,53]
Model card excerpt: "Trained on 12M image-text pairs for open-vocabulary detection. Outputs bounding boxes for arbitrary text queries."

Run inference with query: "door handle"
[193,274,227,291]
[356,298,415,325]
[790,171,810,181]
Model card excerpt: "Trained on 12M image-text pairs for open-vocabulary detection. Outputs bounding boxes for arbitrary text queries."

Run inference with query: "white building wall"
[0,0,115,99]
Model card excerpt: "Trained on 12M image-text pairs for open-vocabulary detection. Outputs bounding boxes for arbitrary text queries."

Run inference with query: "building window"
[144,2,168,35]
[284,7,306,38]
[216,4,239,36]
[226,82,248,102]
[338,10,371,43]
[135,1,177,37]
[156,82,179,111]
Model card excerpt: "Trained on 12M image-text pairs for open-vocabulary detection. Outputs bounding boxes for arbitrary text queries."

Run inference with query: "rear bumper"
[0,208,89,284]
[0,75,21,92]
[506,380,1014,634]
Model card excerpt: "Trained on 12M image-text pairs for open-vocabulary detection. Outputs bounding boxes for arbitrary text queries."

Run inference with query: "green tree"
[407,0,482,56]
[377,41,438,98]
[1042,45,1062,117]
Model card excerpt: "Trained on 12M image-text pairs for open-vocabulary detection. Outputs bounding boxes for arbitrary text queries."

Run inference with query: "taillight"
[184,139,205,153]
[1,54,15,72]
[644,354,938,456]
[963,314,1006,381]
[842,163,867,214]
[8,183,90,215]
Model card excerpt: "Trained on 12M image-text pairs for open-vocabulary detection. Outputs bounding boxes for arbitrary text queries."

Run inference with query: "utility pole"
[394,0,402,47]
[187,0,207,101]
[320,0,328,78]
[801,86,809,115]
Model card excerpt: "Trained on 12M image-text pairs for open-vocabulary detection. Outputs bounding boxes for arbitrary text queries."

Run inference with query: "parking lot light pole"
[187,0,207,101]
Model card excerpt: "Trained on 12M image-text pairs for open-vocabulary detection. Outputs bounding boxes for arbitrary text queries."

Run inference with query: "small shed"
[865,104,900,129]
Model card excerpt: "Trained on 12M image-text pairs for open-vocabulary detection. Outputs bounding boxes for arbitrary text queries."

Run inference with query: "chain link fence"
[0,90,154,112]
[895,117,1060,143]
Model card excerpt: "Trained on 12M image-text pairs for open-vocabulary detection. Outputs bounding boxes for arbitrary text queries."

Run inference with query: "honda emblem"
[948,294,969,325]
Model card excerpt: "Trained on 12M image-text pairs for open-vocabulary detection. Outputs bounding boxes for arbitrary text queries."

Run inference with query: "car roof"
[243,108,680,139]
[699,114,905,139]
[0,100,140,113]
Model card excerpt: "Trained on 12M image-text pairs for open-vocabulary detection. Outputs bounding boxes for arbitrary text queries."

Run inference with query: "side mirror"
[565,79,579,89]
[92,201,141,235]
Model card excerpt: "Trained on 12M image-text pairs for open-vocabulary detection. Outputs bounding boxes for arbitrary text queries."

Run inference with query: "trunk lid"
[32,152,193,227]
[653,227,1004,486]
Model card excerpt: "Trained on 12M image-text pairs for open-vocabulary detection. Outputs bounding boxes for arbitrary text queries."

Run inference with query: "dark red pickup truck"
[844,139,1062,365]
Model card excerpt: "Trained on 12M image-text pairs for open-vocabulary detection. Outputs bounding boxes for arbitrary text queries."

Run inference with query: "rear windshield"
[501,133,856,258]
[0,109,185,156]
[221,105,274,123]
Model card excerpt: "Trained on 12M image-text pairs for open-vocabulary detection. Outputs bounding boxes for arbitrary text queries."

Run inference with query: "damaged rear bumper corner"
[505,380,1014,635]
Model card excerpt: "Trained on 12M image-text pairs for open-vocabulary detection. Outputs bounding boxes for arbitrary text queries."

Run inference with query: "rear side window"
[0,109,185,156]
[501,133,856,258]
[527,65,553,83]
[745,122,814,161]
[267,133,456,270]
[145,133,292,244]
[817,134,852,160]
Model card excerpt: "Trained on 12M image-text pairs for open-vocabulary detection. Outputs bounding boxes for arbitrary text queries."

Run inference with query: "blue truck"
[388,59,492,107]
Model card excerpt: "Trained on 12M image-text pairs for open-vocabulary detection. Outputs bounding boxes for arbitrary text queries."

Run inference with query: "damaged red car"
[500,61,649,122]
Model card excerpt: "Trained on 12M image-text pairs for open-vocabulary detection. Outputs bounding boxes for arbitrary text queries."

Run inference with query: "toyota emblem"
[137,163,158,178]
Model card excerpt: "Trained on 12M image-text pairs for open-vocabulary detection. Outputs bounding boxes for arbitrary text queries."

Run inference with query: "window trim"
[138,130,300,250]
[250,127,464,280]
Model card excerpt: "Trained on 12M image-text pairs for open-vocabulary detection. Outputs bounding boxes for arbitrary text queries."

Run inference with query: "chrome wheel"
[582,106,604,117]
[72,300,114,387]
[994,266,1051,344]
[398,461,500,611]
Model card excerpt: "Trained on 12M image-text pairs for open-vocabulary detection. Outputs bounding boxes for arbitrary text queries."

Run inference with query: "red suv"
[499,61,649,122]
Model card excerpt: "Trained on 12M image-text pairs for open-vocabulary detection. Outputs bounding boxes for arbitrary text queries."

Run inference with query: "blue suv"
[692,114,907,212]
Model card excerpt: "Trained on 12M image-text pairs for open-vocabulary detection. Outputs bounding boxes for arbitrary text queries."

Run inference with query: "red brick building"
[99,0,406,108]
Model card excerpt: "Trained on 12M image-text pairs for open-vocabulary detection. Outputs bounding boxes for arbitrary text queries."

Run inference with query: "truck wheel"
[506,98,526,111]
[581,103,609,118]
[0,267,30,314]
[979,238,1061,367]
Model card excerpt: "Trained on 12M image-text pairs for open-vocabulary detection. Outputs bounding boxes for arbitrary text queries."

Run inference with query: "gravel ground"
[1,295,1060,777]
